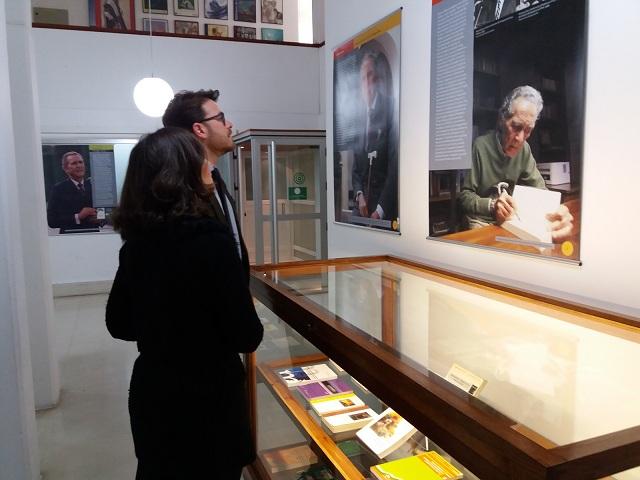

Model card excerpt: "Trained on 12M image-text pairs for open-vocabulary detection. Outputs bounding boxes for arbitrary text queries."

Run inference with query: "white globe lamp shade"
[133,77,174,117]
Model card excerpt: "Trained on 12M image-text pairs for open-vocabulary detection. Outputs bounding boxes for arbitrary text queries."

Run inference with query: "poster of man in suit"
[43,144,118,235]
[333,10,401,233]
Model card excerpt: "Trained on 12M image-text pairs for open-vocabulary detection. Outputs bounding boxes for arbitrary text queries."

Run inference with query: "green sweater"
[458,131,546,224]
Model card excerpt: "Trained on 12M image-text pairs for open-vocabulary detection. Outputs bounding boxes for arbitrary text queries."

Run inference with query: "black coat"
[106,217,263,475]
[46,178,94,232]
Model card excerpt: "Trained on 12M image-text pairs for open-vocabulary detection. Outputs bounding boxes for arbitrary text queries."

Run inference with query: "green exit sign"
[288,186,307,200]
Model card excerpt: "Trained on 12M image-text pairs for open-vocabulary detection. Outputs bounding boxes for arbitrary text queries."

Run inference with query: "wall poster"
[97,0,135,30]
[42,142,133,236]
[333,10,401,233]
[428,0,587,263]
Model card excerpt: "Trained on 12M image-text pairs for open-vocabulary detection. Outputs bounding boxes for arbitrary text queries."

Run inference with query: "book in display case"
[244,255,640,480]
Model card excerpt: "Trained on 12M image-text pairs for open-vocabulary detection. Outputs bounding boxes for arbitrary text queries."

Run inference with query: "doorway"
[221,130,327,265]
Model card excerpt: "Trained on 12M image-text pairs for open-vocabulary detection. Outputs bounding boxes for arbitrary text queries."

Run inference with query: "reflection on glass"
[277,219,319,262]
[263,261,640,448]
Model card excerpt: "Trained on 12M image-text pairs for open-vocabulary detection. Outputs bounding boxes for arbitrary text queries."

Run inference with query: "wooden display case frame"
[247,255,640,480]
[254,353,365,480]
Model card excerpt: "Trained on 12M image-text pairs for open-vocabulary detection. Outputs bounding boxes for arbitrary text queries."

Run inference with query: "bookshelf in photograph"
[429,170,462,236]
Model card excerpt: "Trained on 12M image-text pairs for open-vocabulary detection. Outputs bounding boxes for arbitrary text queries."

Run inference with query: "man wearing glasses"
[162,89,248,277]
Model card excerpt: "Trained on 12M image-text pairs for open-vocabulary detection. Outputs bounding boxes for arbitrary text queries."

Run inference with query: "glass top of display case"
[250,255,640,478]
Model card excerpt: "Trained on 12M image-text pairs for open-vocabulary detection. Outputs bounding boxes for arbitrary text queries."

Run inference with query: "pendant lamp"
[133,9,173,117]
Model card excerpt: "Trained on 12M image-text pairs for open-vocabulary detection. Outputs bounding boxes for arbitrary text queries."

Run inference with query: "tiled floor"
[37,293,261,479]
[37,294,139,479]
[36,294,307,479]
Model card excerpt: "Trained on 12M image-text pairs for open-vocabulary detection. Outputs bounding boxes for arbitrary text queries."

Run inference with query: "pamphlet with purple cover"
[297,379,353,400]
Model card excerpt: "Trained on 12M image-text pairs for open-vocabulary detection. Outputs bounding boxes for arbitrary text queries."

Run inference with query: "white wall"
[311,0,324,43]
[1,0,40,477]
[8,12,60,409]
[32,27,324,285]
[325,0,640,317]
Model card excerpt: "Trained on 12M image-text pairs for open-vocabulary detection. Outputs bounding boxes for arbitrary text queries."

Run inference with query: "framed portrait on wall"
[142,17,169,32]
[204,0,228,19]
[174,20,199,34]
[261,27,283,41]
[42,143,131,236]
[333,10,402,233]
[261,0,282,25]
[234,25,256,39]
[205,23,228,37]
[427,0,587,263]
[142,0,168,15]
[174,0,198,17]
[234,0,256,23]
[96,0,135,30]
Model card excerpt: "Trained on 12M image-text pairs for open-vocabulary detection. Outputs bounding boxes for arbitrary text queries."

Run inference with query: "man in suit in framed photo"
[351,50,398,224]
[47,151,98,233]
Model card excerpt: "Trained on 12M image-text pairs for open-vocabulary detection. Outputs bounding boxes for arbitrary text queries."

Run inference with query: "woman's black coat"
[106,217,263,475]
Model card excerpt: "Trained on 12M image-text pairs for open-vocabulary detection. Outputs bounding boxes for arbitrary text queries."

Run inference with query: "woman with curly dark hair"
[106,127,263,479]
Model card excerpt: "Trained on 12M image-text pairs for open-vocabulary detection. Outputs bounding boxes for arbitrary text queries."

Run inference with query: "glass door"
[238,135,326,265]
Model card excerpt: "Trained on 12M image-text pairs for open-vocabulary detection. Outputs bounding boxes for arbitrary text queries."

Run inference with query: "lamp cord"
[147,3,154,77]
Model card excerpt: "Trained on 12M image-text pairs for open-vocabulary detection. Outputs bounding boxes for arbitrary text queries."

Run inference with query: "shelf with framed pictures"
[244,256,640,480]
[429,170,463,237]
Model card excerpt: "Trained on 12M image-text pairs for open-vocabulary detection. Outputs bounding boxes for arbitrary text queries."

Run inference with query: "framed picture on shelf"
[203,0,228,19]
[97,0,135,30]
[205,23,228,37]
[142,0,168,15]
[261,0,282,25]
[174,20,198,34]
[234,0,256,23]
[142,17,169,32]
[174,0,198,17]
[261,27,282,41]
[234,25,256,39]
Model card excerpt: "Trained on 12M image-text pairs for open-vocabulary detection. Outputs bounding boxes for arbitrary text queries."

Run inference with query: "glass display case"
[246,256,640,480]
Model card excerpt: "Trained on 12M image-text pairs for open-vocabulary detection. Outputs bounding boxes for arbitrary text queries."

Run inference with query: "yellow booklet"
[370,451,463,480]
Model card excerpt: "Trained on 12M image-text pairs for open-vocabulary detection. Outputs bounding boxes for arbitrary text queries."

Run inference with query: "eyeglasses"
[198,111,226,125]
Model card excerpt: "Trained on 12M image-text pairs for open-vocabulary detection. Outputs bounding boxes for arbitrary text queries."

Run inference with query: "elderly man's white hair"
[498,85,544,125]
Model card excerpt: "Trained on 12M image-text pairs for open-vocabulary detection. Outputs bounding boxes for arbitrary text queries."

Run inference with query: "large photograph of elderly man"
[333,10,401,233]
[428,0,586,262]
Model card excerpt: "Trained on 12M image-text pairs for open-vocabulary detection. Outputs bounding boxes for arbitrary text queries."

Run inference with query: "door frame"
[234,132,327,265]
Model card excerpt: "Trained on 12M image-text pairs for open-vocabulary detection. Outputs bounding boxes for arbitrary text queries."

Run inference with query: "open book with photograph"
[501,185,561,245]
[356,408,417,458]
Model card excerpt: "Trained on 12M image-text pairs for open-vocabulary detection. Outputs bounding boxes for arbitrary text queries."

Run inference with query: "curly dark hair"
[112,127,214,239]
[162,89,220,131]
